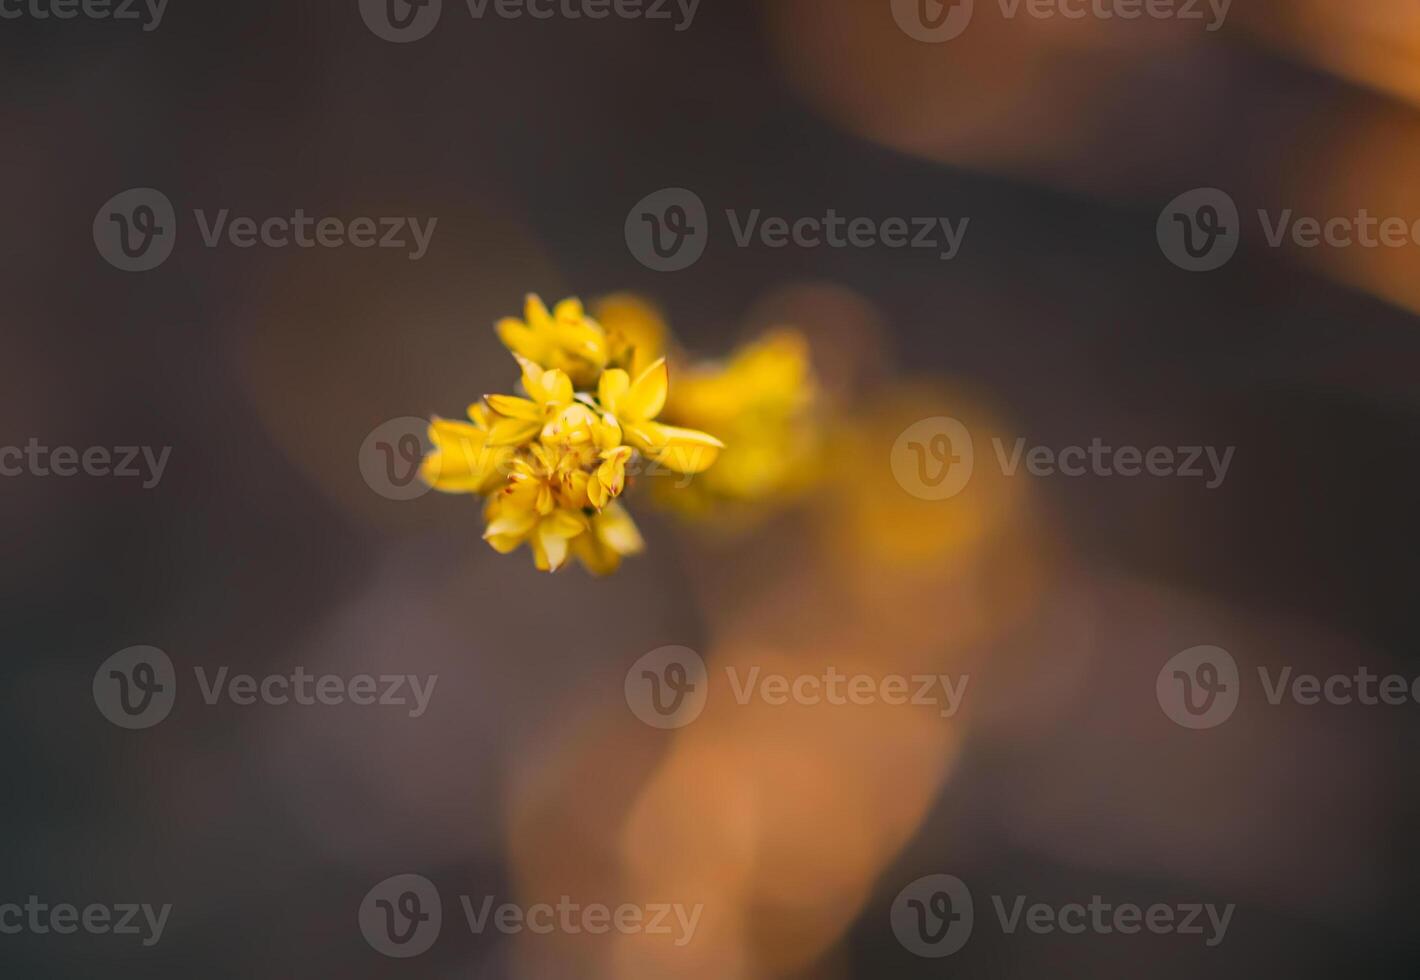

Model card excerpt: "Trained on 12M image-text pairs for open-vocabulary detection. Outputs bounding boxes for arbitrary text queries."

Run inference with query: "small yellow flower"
[482,355,577,447]
[421,292,729,574]
[483,492,589,573]
[569,500,646,575]
[495,294,609,388]
[479,440,642,573]
[598,358,725,474]
[420,403,514,495]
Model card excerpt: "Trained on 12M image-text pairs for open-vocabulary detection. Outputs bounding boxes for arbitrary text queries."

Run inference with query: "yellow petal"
[553,296,585,322]
[598,368,630,414]
[640,422,724,474]
[558,470,588,510]
[524,293,553,331]
[485,510,537,540]
[554,321,607,361]
[534,368,574,407]
[652,444,721,474]
[419,454,477,493]
[486,533,524,554]
[621,357,668,422]
[541,403,597,446]
[500,479,542,515]
[594,413,622,451]
[535,521,571,572]
[485,394,542,421]
[545,508,589,538]
[485,416,542,447]
[496,318,545,363]
[427,416,483,447]
[514,351,546,391]
[596,445,632,499]
[422,418,508,493]
[620,421,661,454]
[466,402,494,429]
[594,501,645,555]
[593,292,668,376]
[571,532,622,576]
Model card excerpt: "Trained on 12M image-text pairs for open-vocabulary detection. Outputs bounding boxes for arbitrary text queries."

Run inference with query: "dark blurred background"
[2,0,1418,977]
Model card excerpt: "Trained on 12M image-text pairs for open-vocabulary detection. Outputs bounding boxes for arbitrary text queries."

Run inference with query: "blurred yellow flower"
[659,327,823,519]
[593,292,669,377]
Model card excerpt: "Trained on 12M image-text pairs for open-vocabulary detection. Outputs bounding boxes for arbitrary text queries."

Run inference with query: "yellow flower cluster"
[590,295,824,522]
[659,327,821,518]
[421,295,724,574]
